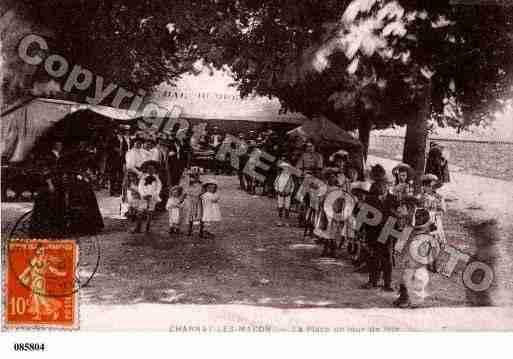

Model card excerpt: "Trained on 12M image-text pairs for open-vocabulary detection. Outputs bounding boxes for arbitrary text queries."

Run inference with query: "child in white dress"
[183,170,204,236]
[201,180,221,238]
[135,162,162,233]
[166,186,185,235]
[125,170,142,222]
[274,160,295,226]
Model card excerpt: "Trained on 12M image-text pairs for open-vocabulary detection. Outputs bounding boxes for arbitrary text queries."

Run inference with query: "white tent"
[1,98,138,162]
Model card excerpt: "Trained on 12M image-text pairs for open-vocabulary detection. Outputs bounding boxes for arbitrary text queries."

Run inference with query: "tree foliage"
[3,0,513,132]
[201,0,513,132]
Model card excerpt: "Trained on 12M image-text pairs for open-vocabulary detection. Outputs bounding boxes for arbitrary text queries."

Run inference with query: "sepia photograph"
[1,0,512,353]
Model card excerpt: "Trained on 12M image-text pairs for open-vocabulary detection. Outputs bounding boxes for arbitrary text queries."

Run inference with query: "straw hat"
[278,161,295,171]
[412,208,433,230]
[329,149,349,162]
[169,185,183,195]
[188,166,202,176]
[140,160,160,172]
[202,178,218,186]
[392,163,413,177]
[350,181,371,192]
[421,173,439,182]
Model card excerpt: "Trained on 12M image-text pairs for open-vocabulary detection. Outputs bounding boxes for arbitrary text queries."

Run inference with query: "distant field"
[369,135,513,182]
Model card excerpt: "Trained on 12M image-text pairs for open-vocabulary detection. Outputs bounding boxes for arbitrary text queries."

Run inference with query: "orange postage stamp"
[3,239,79,330]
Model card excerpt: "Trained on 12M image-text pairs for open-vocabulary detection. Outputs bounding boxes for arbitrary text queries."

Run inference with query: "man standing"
[106,129,129,196]
[167,132,185,187]
[236,133,248,191]
[425,142,450,188]
[155,135,170,212]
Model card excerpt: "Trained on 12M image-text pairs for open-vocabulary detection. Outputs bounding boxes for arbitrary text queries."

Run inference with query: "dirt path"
[3,172,503,309]
[67,174,471,309]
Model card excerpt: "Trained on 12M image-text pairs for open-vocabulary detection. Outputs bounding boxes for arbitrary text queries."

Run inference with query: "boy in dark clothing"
[360,180,397,292]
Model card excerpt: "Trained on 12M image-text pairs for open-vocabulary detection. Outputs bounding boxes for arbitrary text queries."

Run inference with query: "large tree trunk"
[358,117,372,162]
[403,81,431,193]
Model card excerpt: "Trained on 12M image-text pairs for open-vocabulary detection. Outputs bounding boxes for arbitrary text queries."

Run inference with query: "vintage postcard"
[1,0,513,349]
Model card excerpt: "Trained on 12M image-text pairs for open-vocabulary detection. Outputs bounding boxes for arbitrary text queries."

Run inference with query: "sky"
[151,67,305,122]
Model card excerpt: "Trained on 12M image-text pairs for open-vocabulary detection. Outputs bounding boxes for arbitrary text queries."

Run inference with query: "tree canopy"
[3,0,513,133]
[198,0,513,132]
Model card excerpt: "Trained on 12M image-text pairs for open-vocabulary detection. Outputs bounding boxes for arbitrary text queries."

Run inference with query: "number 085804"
[13,343,45,351]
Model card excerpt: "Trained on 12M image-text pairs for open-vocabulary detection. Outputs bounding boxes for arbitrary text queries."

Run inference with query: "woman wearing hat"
[426,143,450,188]
[125,137,145,177]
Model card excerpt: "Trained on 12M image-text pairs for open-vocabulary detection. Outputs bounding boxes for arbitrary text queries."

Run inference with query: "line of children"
[167,169,222,238]
[124,161,223,239]
[269,153,447,308]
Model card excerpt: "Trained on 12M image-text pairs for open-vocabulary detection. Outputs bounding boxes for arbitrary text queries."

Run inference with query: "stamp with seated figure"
[3,239,79,330]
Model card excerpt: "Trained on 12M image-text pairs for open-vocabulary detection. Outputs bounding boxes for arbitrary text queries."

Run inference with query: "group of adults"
[106,126,193,212]
[233,129,293,194]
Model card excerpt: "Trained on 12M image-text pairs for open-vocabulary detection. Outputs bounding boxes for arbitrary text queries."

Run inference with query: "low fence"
[369,135,513,182]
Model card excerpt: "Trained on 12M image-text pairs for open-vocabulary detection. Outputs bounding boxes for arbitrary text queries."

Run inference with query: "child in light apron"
[274,161,295,226]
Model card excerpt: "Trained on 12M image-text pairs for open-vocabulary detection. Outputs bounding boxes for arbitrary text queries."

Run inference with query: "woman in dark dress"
[65,145,104,235]
[30,141,104,238]
[30,141,67,238]
[425,142,450,188]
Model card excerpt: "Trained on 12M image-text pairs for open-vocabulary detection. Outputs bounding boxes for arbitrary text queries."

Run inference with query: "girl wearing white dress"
[125,170,143,222]
[201,180,221,238]
[183,170,204,236]
[135,161,161,233]
[166,186,185,235]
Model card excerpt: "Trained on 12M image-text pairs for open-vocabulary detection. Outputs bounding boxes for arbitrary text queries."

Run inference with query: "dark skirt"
[67,179,104,235]
[30,179,104,238]
[30,188,67,238]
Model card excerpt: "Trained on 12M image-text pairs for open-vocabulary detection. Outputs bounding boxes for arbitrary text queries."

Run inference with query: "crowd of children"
[123,162,222,239]
[270,150,447,309]
[119,129,447,309]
